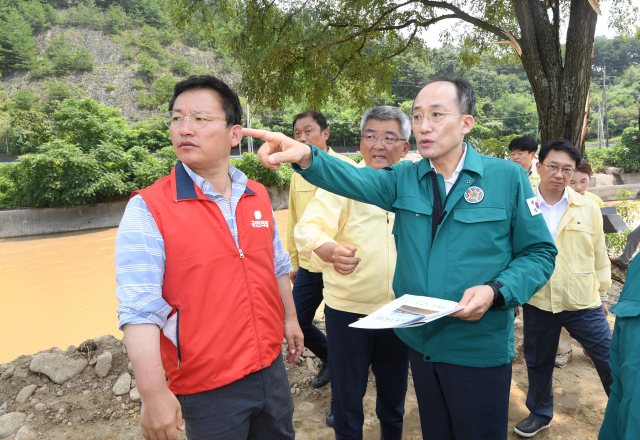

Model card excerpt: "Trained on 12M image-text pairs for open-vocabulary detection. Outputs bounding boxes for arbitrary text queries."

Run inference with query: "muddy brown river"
[0,210,290,364]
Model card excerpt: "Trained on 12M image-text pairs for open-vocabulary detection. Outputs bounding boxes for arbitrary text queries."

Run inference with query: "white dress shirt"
[536,186,570,240]
[430,144,467,195]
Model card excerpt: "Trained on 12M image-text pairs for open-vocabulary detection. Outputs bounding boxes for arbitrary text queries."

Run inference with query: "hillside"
[1,26,231,123]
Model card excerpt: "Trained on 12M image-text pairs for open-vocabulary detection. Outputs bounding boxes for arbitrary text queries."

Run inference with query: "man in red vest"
[116,75,303,440]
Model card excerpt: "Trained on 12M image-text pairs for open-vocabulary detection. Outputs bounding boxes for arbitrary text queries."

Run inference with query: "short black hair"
[292,111,328,132]
[538,140,582,168]
[508,135,538,153]
[168,75,242,126]
[576,159,593,177]
[423,75,476,116]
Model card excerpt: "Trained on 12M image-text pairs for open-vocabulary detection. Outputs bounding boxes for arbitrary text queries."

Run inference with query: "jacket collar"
[417,142,484,181]
[567,186,586,206]
[173,161,254,202]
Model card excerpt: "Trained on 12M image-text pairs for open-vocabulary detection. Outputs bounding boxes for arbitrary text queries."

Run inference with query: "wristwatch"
[486,280,505,310]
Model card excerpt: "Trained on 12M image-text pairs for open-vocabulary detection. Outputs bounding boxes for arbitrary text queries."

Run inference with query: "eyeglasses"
[362,134,404,146]
[163,111,227,129]
[410,109,463,126]
[540,163,575,176]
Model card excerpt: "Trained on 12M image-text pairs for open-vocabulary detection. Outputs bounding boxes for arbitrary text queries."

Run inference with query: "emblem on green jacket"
[464,186,484,204]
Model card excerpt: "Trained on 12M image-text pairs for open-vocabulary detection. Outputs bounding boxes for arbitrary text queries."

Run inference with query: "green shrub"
[31,35,94,77]
[52,98,127,151]
[170,56,192,76]
[230,153,292,187]
[350,154,363,163]
[106,84,116,92]
[12,90,39,111]
[606,189,640,256]
[584,127,640,173]
[0,164,22,209]
[137,74,176,109]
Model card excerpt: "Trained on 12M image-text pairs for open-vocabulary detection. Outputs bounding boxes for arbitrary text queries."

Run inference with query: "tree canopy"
[164,0,638,148]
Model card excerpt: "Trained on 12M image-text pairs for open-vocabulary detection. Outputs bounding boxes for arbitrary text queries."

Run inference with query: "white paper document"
[349,295,465,329]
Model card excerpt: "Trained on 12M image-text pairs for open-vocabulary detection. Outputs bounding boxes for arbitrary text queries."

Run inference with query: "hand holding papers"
[349,295,464,329]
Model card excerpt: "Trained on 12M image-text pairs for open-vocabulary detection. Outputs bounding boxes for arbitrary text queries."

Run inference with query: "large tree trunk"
[512,0,597,153]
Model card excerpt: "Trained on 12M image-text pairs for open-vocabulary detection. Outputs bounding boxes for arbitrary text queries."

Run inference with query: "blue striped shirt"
[116,163,292,330]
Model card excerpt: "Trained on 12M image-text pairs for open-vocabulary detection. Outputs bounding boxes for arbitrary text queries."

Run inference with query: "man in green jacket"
[599,257,640,440]
[244,76,557,440]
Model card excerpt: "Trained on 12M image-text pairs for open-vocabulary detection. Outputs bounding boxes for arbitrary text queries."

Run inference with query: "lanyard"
[430,172,461,245]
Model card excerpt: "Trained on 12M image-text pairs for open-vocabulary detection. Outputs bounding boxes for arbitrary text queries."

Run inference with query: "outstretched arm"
[245,128,399,211]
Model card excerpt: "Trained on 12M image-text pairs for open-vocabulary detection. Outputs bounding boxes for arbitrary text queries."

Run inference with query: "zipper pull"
[177,361,180,370]
[239,249,245,258]
[386,212,389,224]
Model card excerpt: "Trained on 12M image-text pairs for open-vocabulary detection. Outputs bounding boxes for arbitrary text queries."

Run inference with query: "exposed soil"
[0,267,625,440]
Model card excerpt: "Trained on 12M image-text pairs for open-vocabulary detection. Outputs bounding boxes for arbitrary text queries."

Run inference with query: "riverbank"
[0,268,624,439]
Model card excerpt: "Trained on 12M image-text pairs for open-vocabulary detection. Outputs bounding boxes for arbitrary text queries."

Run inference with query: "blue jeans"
[409,349,512,440]
[325,306,409,438]
[523,303,612,424]
[292,267,327,362]
[176,358,294,440]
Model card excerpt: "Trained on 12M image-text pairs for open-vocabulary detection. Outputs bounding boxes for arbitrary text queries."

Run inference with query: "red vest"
[133,162,284,395]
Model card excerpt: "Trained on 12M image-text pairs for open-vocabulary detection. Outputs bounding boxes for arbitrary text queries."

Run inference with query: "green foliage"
[350,154,363,163]
[606,190,640,256]
[0,9,38,73]
[104,4,131,35]
[468,134,518,159]
[52,98,127,151]
[170,56,192,76]
[12,90,40,111]
[124,116,171,151]
[137,74,176,109]
[7,109,53,154]
[46,81,77,106]
[31,35,94,78]
[584,127,640,173]
[229,153,292,188]
[106,84,116,92]
[0,139,178,209]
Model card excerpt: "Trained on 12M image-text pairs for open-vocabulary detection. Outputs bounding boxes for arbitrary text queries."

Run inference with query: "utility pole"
[602,66,610,148]
[246,99,253,153]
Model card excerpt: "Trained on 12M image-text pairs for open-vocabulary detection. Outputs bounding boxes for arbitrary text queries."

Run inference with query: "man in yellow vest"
[515,140,612,438]
[294,106,410,439]
[286,111,355,400]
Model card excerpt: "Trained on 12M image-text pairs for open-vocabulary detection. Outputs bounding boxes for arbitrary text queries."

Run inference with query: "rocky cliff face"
[0,26,236,123]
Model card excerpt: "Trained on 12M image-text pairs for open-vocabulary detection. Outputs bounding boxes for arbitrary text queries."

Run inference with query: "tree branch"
[381,23,419,62]
[416,0,512,41]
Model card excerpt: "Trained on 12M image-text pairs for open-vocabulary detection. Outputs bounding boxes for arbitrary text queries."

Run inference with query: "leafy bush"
[170,56,192,76]
[137,74,176,109]
[52,98,127,151]
[584,127,640,173]
[12,90,40,111]
[230,153,293,187]
[606,189,640,256]
[31,35,94,77]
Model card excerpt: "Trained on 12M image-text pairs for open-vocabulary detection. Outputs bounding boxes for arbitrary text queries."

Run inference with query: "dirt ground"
[0,268,624,439]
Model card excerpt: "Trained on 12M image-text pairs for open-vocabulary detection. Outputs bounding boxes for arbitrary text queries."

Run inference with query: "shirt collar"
[536,186,569,208]
[429,144,466,184]
[176,161,251,200]
[417,142,484,181]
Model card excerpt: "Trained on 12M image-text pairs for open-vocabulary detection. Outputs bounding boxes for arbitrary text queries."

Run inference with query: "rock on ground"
[14,385,37,404]
[29,353,87,385]
[112,373,131,396]
[129,387,140,402]
[0,412,26,439]
[94,352,112,378]
[14,425,37,440]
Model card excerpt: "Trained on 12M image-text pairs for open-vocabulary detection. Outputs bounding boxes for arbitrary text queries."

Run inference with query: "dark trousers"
[523,303,612,424]
[176,358,294,440]
[292,267,327,362]
[325,305,409,438]
[409,348,512,440]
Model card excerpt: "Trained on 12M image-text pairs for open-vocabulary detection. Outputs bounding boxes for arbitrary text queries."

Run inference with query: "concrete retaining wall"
[0,186,290,238]
[588,184,640,202]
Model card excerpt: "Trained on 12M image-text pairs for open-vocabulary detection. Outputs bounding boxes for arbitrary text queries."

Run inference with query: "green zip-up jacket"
[295,144,557,367]
[599,257,640,440]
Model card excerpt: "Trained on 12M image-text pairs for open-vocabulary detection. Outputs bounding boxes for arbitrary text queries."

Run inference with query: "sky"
[422,1,635,48]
